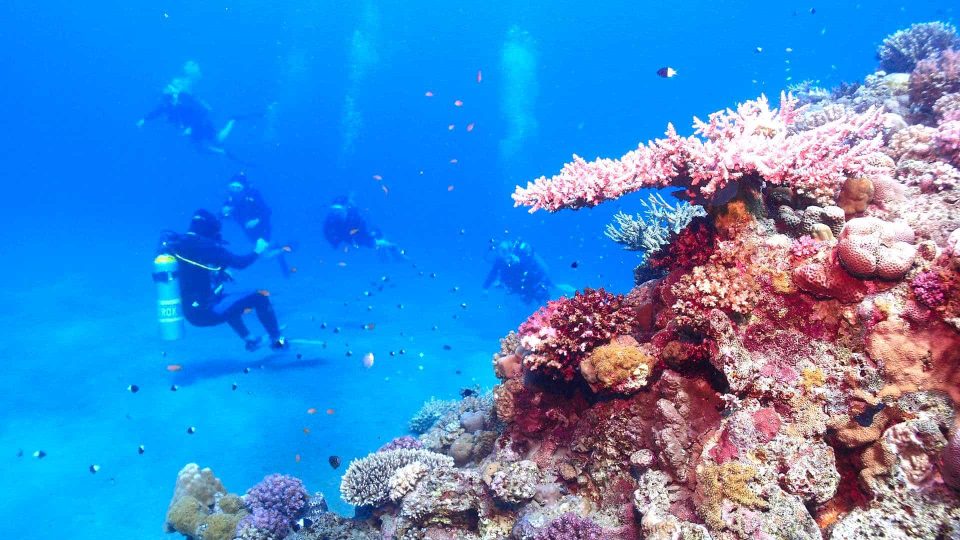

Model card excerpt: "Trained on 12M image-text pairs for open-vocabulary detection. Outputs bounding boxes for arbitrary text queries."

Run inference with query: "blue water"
[0,1,954,537]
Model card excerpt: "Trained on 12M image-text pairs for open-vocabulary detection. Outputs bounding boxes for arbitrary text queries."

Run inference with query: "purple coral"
[245,474,309,519]
[912,270,949,308]
[378,435,424,452]
[236,508,290,539]
[536,513,604,540]
[790,236,820,259]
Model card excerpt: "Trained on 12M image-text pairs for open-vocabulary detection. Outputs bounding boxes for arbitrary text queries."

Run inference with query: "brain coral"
[836,217,917,280]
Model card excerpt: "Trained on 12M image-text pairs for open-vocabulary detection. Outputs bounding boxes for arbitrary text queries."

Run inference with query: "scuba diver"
[221,173,292,276]
[160,209,287,351]
[323,196,405,260]
[137,61,244,162]
[483,239,554,305]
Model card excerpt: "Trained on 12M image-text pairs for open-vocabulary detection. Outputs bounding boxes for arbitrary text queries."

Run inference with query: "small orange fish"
[166,364,183,372]
[449,158,458,164]
[295,453,301,463]
[326,408,335,415]
[281,245,293,252]
[466,123,475,132]
[337,261,348,267]
[290,267,298,273]
[303,427,311,434]
[362,352,375,368]
[349,228,359,235]
[424,91,434,97]
[448,124,455,131]
[381,185,389,195]
[454,99,463,107]
[307,407,318,414]
[364,323,376,330]
[476,70,482,83]
[372,174,383,181]
[447,185,455,192]
[258,289,271,297]
[243,307,253,314]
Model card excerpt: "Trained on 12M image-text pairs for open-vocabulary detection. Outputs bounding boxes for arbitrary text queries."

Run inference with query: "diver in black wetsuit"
[483,239,553,305]
[137,61,241,160]
[222,173,272,242]
[167,209,287,351]
[221,173,292,276]
[322,196,405,260]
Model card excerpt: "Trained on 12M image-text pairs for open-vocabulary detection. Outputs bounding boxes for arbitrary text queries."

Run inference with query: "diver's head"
[189,209,222,240]
[228,173,249,193]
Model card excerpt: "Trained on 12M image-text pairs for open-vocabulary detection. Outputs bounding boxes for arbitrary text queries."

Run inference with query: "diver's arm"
[220,247,259,270]
[141,103,168,124]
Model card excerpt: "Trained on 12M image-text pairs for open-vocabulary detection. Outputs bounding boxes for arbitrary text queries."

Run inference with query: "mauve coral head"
[379,435,423,452]
[245,473,309,519]
[236,508,290,539]
[535,512,604,540]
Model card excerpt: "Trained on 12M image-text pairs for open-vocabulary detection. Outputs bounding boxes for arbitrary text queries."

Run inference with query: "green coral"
[165,495,205,535]
[218,493,245,515]
[200,512,244,540]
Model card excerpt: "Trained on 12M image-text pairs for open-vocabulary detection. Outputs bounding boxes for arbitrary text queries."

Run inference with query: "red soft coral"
[519,289,640,381]
[648,217,717,271]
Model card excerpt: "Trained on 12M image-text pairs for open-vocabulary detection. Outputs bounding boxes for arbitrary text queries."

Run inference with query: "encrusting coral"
[164,23,960,540]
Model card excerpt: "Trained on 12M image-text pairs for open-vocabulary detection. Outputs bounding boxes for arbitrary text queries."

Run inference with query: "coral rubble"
[164,24,960,540]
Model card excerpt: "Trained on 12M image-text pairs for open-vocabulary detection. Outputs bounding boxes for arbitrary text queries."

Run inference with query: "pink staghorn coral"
[513,93,883,211]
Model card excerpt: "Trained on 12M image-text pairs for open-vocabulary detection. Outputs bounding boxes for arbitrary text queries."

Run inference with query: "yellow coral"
[800,367,826,391]
[165,495,204,535]
[581,343,655,391]
[770,269,795,294]
[698,462,768,531]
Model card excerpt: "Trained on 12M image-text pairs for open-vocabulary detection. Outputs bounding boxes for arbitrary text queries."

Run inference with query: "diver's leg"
[248,293,281,340]
[213,294,258,348]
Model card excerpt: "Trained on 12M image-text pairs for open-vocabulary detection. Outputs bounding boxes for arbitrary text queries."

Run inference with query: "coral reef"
[605,192,706,265]
[339,448,454,507]
[166,23,960,540]
[877,22,960,73]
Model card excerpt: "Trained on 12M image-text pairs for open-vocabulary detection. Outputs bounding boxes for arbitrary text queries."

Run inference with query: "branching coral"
[605,192,706,264]
[340,449,454,507]
[909,49,960,112]
[514,93,884,211]
[878,22,960,73]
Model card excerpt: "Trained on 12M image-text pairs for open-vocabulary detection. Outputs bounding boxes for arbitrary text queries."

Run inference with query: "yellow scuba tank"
[153,254,184,340]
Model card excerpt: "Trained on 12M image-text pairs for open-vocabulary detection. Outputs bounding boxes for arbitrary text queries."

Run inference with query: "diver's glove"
[254,238,270,254]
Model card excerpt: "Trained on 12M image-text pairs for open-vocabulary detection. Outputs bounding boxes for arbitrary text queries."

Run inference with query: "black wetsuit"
[174,233,279,339]
[483,249,552,305]
[144,93,217,145]
[323,207,376,249]
[223,188,272,242]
